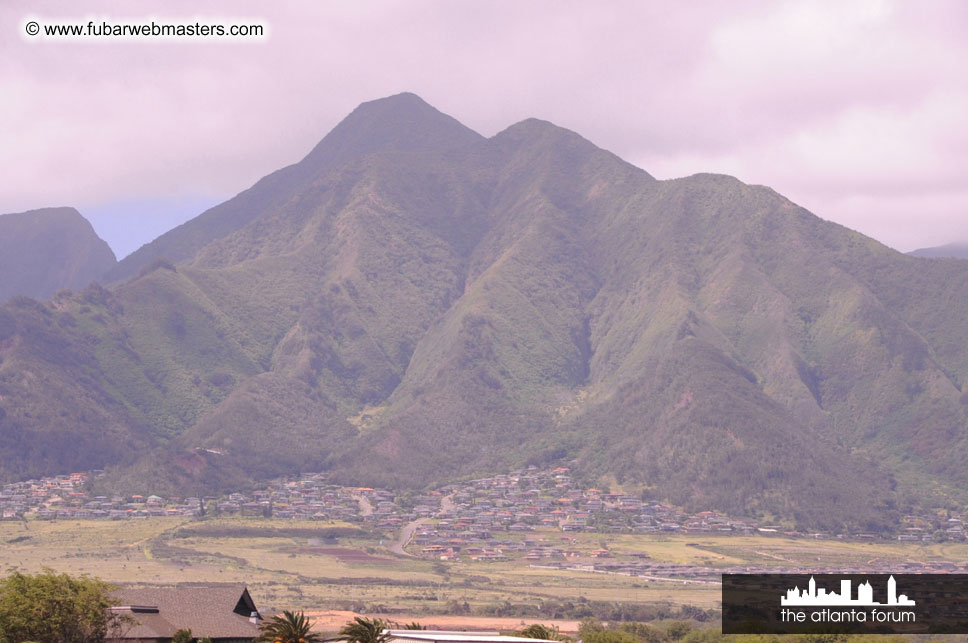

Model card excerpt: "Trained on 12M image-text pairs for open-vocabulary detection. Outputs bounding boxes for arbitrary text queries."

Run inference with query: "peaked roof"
[111,586,260,640]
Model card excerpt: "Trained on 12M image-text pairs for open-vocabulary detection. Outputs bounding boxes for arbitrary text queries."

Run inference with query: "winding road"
[388,492,456,557]
[390,517,428,557]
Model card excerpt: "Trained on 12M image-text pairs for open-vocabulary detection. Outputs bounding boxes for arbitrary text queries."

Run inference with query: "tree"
[664,621,693,641]
[617,622,663,643]
[173,629,194,643]
[578,618,605,639]
[579,631,641,643]
[517,624,572,641]
[256,610,322,643]
[0,570,126,643]
[335,616,391,643]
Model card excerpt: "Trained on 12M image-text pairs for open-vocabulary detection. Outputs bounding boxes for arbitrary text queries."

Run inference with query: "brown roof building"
[108,586,262,643]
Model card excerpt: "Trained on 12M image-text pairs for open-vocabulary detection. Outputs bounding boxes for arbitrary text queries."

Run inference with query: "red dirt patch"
[304,610,581,635]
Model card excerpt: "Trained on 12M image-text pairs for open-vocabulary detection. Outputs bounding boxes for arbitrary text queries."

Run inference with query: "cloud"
[1,0,965,253]
[630,0,968,249]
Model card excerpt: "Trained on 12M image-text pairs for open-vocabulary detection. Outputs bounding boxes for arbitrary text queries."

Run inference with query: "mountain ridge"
[106,93,484,283]
[0,207,117,303]
[908,242,968,259]
[2,94,967,531]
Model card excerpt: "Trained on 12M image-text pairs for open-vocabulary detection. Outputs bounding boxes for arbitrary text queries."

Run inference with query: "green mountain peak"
[4,97,968,532]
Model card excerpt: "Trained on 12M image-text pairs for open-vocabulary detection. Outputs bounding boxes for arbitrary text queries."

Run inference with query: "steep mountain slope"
[2,93,967,529]
[0,289,146,481]
[0,207,117,303]
[105,93,482,282]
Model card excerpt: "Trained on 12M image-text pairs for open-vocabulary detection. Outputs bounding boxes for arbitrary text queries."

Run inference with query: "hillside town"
[2,466,965,551]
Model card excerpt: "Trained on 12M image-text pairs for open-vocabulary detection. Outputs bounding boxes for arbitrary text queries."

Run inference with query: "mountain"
[105,93,482,283]
[908,242,968,259]
[0,207,117,303]
[2,93,968,530]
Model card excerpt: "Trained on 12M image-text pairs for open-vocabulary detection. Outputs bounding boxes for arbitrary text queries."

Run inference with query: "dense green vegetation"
[0,570,124,643]
[2,93,968,529]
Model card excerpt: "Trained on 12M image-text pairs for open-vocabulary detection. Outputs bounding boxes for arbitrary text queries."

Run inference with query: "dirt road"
[353,494,374,517]
[388,492,455,557]
[389,517,427,556]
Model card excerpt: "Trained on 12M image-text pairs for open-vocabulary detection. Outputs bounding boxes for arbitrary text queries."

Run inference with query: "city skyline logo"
[781,575,915,607]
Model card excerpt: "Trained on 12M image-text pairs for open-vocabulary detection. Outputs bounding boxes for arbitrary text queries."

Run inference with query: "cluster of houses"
[213,483,374,521]
[0,473,203,520]
[3,467,966,546]
[897,513,968,541]
[412,468,748,561]
[0,471,396,523]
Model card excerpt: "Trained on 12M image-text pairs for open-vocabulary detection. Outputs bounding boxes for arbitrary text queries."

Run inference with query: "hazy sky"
[2,0,966,257]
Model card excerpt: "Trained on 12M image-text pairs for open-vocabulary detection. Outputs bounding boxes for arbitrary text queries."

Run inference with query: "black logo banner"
[722,574,968,634]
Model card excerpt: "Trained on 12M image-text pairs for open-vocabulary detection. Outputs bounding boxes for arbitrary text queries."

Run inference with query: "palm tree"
[256,610,322,643]
[399,622,424,630]
[517,624,571,642]
[335,616,392,643]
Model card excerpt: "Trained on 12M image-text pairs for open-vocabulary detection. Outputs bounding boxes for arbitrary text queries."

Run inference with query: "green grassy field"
[2,518,965,618]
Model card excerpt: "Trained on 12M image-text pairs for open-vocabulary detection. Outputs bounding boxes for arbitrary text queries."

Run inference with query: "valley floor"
[3,516,968,630]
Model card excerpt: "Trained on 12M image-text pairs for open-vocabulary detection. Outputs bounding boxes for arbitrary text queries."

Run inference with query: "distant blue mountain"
[908,242,968,259]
